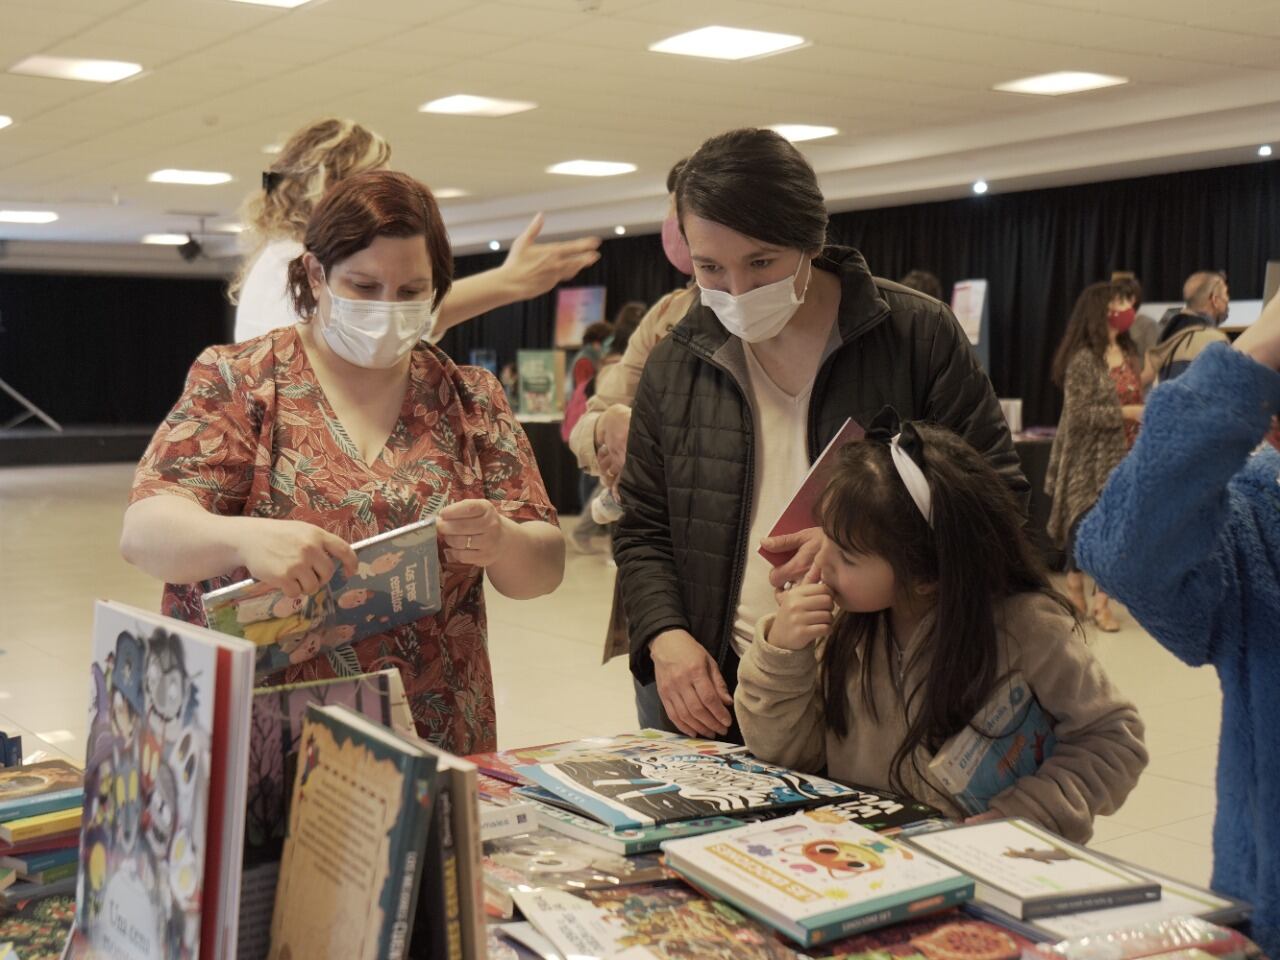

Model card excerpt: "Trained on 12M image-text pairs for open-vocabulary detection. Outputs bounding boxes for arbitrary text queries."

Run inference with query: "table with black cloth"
[518,415,582,516]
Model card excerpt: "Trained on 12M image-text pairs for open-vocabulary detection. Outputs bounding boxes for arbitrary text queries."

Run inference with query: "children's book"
[905,819,1160,920]
[0,832,78,860]
[0,761,83,822]
[927,673,1057,815]
[0,808,80,845]
[962,859,1250,942]
[481,826,670,920]
[492,922,565,960]
[68,600,256,960]
[759,418,866,567]
[793,787,945,836]
[0,874,74,910]
[532,799,743,856]
[517,349,566,415]
[268,704,438,960]
[0,846,79,879]
[201,518,441,679]
[662,813,973,947]
[0,891,75,960]
[807,907,1034,960]
[238,669,415,960]
[516,752,855,830]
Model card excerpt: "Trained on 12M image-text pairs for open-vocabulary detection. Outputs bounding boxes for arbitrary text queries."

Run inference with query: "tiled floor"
[0,463,1221,886]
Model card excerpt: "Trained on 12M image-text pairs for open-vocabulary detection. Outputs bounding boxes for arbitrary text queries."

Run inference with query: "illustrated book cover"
[202,518,440,679]
[517,349,566,416]
[0,760,83,822]
[905,819,1160,920]
[662,812,973,947]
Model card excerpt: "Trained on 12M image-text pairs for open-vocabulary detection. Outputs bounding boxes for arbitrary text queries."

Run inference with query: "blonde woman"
[232,117,601,342]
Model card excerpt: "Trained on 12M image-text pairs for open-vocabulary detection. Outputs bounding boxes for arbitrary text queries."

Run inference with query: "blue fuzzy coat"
[1077,342,1280,958]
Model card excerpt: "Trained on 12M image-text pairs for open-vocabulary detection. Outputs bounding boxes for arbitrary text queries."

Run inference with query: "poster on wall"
[950,279,988,346]
[554,286,606,348]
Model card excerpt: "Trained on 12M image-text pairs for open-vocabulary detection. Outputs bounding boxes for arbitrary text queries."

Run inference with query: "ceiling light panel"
[148,169,233,185]
[9,56,142,83]
[547,160,637,177]
[0,210,59,224]
[994,71,1128,96]
[419,95,537,117]
[648,26,806,61]
[769,124,839,142]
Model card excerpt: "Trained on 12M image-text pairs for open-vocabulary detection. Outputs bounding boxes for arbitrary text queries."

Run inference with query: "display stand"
[0,377,62,433]
[951,278,990,372]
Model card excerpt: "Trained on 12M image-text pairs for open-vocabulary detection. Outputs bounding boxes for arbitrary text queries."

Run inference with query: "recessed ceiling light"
[148,169,233,186]
[994,71,1127,96]
[547,160,637,177]
[225,0,313,7]
[488,240,501,252]
[0,210,58,224]
[1260,145,1274,157]
[9,55,142,83]
[614,225,626,236]
[0,116,12,131]
[433,188,468,200]
[769,124,839,143]
[419,95,537,117]
[972,180,989,195]
[262,144,282,155]
[649,26,806,61]
[217,222,245,233]
[143,233,190,245]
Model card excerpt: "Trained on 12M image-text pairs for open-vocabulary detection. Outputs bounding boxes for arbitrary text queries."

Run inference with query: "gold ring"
[466,535,473,550]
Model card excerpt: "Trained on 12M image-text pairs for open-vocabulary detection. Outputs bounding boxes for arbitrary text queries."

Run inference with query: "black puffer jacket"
[615,247,1029,686]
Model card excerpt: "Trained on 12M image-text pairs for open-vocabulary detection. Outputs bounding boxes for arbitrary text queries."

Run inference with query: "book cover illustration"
[663,814,972,946]
[0,891,76,960]
[927,674,1057,815]
[809,908,1032,960]
[268,705,436,960]
[797,788,944,836]
[759,418,866,567]
[74,616,218,960]
[469,729,746,785]
[482,826,669,919]
[532,799,743,856]
[0,761,82,822]
[516,753,855,830]
[517,349,566,415]
[513,880,804,960]
[238,670,413,960]
[202,518,440,678]
[554,286,607,348]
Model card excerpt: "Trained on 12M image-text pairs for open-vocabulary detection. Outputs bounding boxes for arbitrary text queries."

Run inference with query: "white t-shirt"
[731,345,814,657]
[234,238,305,342]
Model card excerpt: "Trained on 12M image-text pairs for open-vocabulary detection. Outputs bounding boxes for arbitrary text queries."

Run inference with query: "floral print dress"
[130,326,557,754]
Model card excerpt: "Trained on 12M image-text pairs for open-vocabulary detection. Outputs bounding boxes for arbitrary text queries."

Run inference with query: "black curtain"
[0,273,231,426]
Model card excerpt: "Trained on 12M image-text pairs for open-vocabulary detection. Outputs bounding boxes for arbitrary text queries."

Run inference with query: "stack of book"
[0,760,83,908]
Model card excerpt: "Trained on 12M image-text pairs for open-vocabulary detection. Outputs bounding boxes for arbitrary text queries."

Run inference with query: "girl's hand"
[235,518,357,598]
[768,564,834,651]
[438,500,508,567]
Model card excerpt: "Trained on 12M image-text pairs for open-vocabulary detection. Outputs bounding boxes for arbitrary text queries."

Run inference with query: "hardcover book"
[517,350,566,416]
[202,518,441,679]
[662,813,973,947]
[794,787,944,836]
[0,808,80,845]
[269,704,438,960]
[515,753,855,830]
[808,908,1033,960]
[532,799,743,856]
[68,600,256,960]
[905,819,1160,920]
[0,760,83,822]
[927,673,1057,815]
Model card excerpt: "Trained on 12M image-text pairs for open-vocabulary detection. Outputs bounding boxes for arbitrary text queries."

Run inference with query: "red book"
[759,417,866,567]
[0,831,79,858]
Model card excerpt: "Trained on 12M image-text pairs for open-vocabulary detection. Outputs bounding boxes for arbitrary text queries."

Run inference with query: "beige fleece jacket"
[735,592,1147,844]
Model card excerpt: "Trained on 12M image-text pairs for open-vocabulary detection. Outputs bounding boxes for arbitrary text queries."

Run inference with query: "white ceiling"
[0,0,1278,264]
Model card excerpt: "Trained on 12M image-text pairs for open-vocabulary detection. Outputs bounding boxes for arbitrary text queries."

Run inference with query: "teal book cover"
[0,760,82,823]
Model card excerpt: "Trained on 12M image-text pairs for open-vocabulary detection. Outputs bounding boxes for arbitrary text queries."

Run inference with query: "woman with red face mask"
[1045,282,1144,631]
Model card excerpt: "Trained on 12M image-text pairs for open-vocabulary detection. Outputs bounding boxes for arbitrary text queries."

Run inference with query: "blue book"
[515,753,855,830]
[0,846,79,876]
[201,518,441,679]
[0,761,82,822]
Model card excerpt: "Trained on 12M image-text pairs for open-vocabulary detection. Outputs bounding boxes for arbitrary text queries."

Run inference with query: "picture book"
[554,285,607,348]
[532,799,743,856]
[0,760,82,822]
[269,704,438,960]
[416,778,463,959]
[516,752,856,830]
[793,787,944,836]
[927,673,1057,815]
[0,845,79,878]
[0,891,75,960]
[68,600,255,960]
[963,860,1250,942]
[0,807,80,845]
[517,349,566,416]
[759,418,866,567]
[0,874,74,910]
[905,819,1160,919]
[481,826,670,919]
[238,669,415,960]
[807,907,1034,960]
[202,517,441,679]
[479,795,539,841]
[468,729,747,785]
[492,922,564,960]
[662,813,973,947]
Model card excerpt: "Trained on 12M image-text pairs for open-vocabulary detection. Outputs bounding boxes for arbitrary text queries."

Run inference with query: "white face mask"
[316,277,438,369]
[698,255,812,343]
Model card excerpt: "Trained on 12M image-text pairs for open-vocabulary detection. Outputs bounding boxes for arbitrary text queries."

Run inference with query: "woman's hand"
[768,564,834,651]
[761,527,824,598]
[438,499,509,567]
[650,629,734,738]
[500,213,602,299]
[595,403,633,491]
[235,517,358,597]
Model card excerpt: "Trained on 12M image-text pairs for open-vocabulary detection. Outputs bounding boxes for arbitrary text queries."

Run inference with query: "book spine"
[516,767,646,829]
[807,881,976,946]
[479,800,537,841]
[411,781,462,960]
[1022,883,1162,920]
[0,789,84,823]
[386,755,433,960]
[26,861,79,884]
[0,810,81,844]
[533,808,633,855]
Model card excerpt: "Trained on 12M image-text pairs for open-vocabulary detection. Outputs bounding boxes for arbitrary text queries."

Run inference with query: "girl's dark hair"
[676,128,827,252]
[286,169,453,319]
[816,424,1074,796]
[1050,281,1135,387]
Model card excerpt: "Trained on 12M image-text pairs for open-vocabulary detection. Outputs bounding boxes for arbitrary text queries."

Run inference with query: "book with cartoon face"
[201,518,440,679]
[661,813,974,947]
[515,753,856,830]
